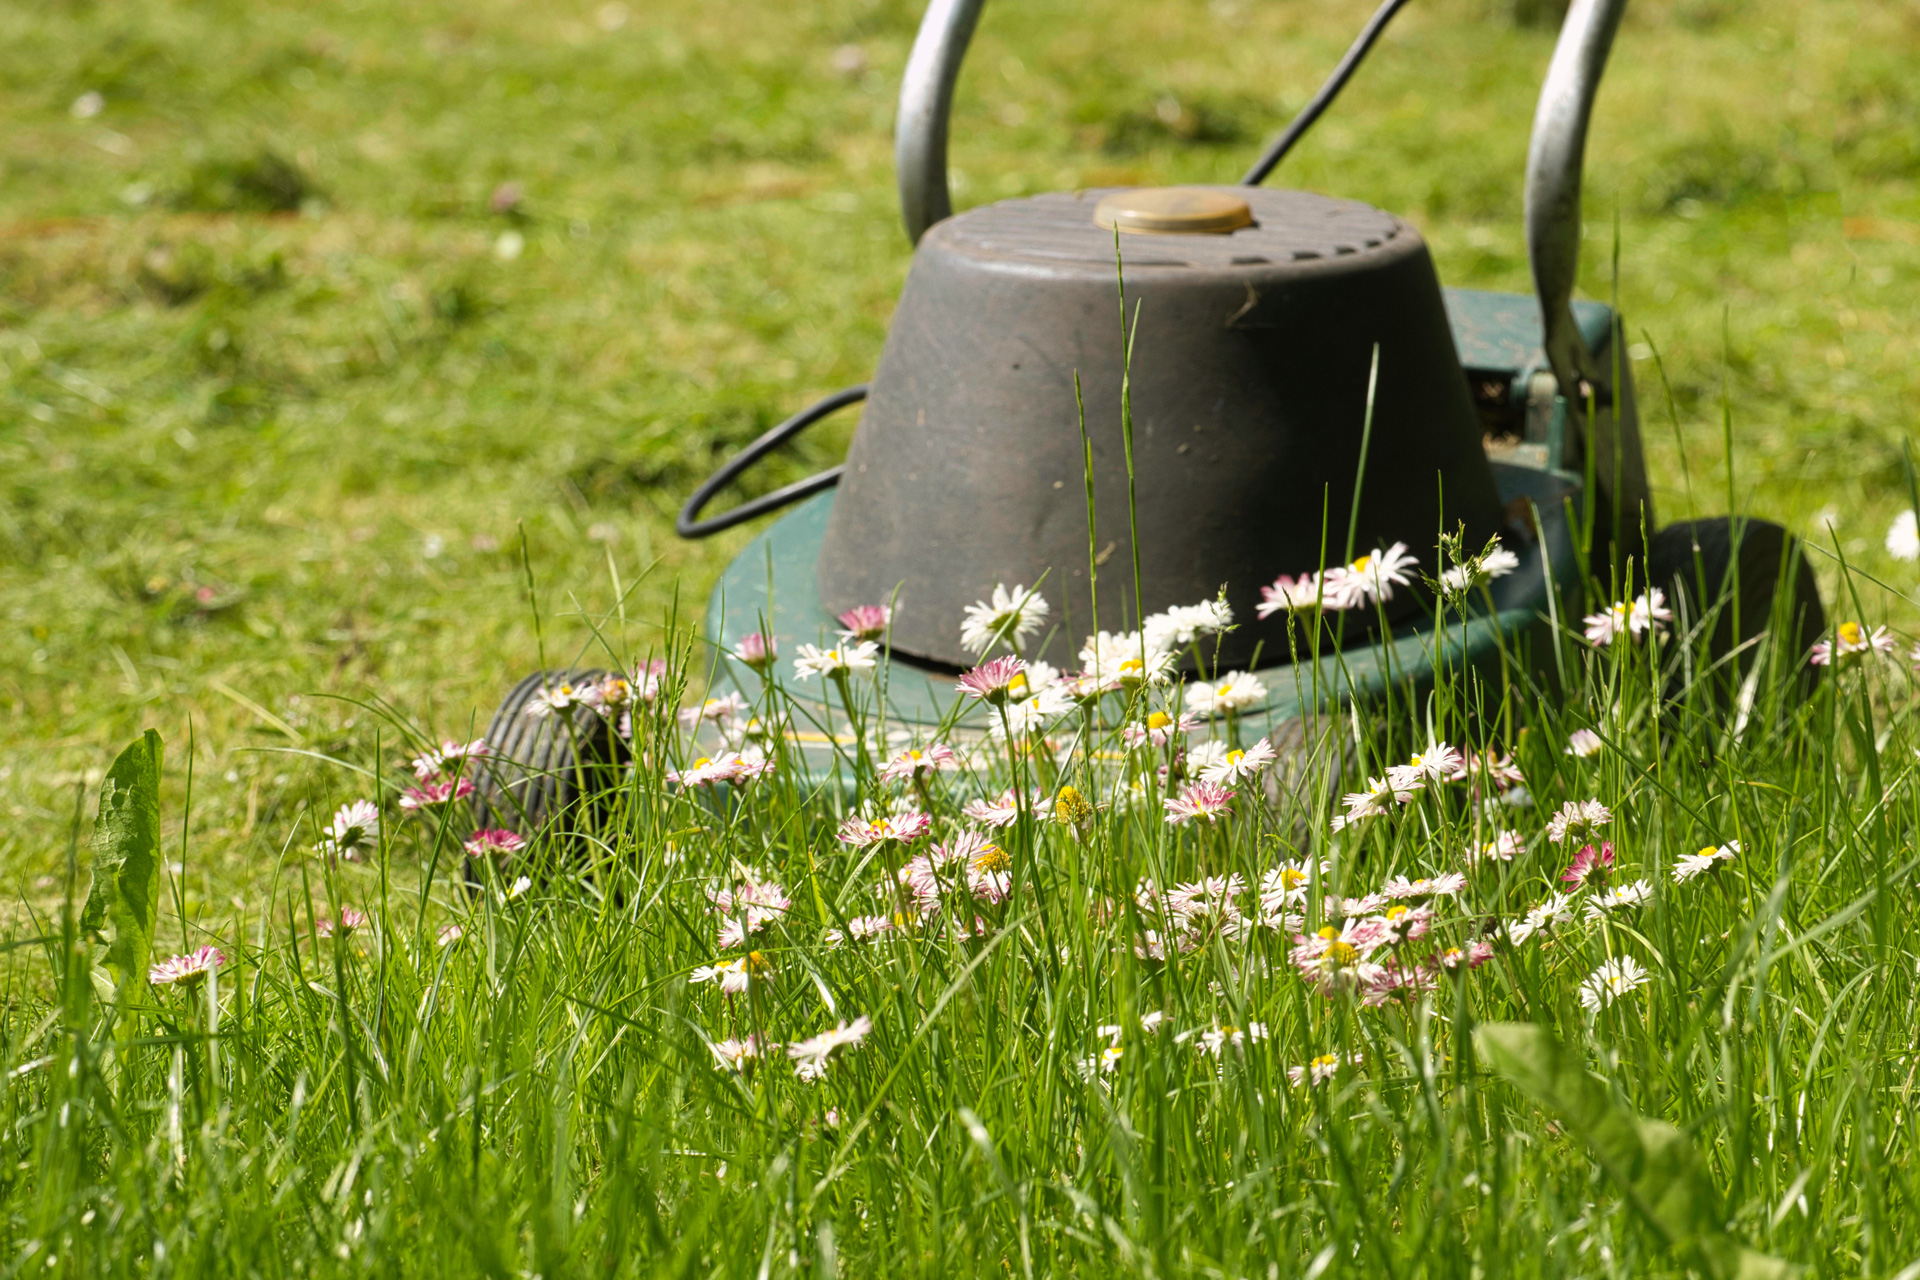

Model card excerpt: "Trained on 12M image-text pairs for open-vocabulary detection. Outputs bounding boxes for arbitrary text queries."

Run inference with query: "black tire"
[469,669,630,846]
[1644,516,1824,709]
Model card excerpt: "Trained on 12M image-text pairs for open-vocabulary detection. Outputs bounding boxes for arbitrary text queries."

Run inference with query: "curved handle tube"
[1524,0,1626,393]
[1241,0,1415,186]
[897,0,988,245]
[676,385,868,539]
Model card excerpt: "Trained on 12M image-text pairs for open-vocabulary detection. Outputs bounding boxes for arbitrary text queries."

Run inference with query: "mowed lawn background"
[2,0,1918,915]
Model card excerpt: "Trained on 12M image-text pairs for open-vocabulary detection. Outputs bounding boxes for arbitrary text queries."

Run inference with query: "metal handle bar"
[893,0,1630,385]
[675,385,868,539]
[1524,0,1626,400]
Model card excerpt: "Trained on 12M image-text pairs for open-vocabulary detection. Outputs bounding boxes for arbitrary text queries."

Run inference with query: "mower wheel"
[1644,516,1825,704]
[469,669,629,843]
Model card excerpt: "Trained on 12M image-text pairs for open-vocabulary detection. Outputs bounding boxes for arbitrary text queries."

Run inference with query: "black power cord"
[1241,0,1416,186]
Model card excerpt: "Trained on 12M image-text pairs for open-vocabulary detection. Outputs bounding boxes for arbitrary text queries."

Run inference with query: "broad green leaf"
[1475,1022,1798,1280]
[79,730,165,1000]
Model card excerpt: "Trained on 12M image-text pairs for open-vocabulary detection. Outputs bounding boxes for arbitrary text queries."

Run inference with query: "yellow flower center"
[1055,785,1093,822]
[1281,868,1306,890]
[1216,683,1233,697]
[1311,1053,1339,1069]
[746,951,772,974]
[1008,673,1030,699]
[1329,942,1359,965]
[1119,658,1144,676]
[1697,846,1718,858]
[1839,621,1864,646]
[1146,711,1171,730]
[1353,554,1373,573]
[1226,750,1246,766]
[691,757,712,769]
[1386,905,1408,920]
[971,846,1010,874]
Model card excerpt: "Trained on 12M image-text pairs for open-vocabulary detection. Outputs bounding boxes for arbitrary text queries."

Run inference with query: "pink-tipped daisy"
[410,738,490,781]
[316,907,368,939]
[149,944,225,987]
[836,809,932,848]
[1330,775,1414,831]
[731,632,777,670]
[399,777,475,811]
[836,605,893,641]
[960,789,1051,828]
[1122,710,1201,748]
[1197,737,1278,785]
[463,828,526,859]
[792,641,880,681]
[956,654,1029,705]
[878,743,958,784]
[691,951,774,994]
[1546,798,1612,844]
[678,692,748,729]
[1434,940,1496,974]
[1565,728,1604,758]
[318,799,381,859]
[1810,621,1896,666]
[960,584,1050,655]
[666,749,775,788]
[1559,841,1615,890]
[1257,572,1333,618]
[1162,780,1235,827]
[787,1015,873,1081]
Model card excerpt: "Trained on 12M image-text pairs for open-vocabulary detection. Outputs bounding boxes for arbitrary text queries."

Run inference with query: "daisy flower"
[690,951,774,994]
[960,583,1050,655]
[1546,799,1612,844]
[1438,540,1521,595]
[955,655,1028,705]
[1387,742,1463,792]
[1259,861,1321,910]
[1474,831,1525,862]
[1327,892,1389,918]
[1506,893,1574,945]
[1583,877,1652,919]
[463,828,526,859]
[1323,542,1418,610]
[710,1034,770,1072]
[1077,1041,1126,1079]
[1288,1052,1351,1087]
[1371,903,1434,947]
[878,743,958,784]
[826,914,897,947]
[1810,621,1895,666]
[666,749,775,788]
[1578,956,1652,1010]
[1163,780,1235,827]
[731,632,777,670]
[1584,590,1673,646]
[836,604,893,641]
[1629,588,1674,637]
[1888,510,1920,562]
[678,693,748,729]
[787,1015,873,1081]
[1673,839,1740,883]
[791,641,880,681]
[836,809,932,848]
[1196,1022,1268,1056]
[1434,940,1496,973]
[1077,630,1176,690]
[410,738,489,781]
[435,923,464,947]
[399,777,475,811]
[318,799,381,859]
[1565,729,1604,758]
[1122,709,1201,748]
[1142,599,1234,652]
[524,678,591,717]
[315,907,367,939]
[1257,571,1333,617]
[1331,776,1414,830]
[1381,872,1467,901]
[1360,960,1437,1008]
[1186,670,1267,717]
[1290,922,1387,993]
[1198,737,1278,785]
[1560,841,1615,890]
[961,789,1051,827]
[149,945,225,987]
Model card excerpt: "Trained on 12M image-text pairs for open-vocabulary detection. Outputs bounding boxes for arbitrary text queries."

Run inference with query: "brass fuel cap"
[1093,186,1255,235]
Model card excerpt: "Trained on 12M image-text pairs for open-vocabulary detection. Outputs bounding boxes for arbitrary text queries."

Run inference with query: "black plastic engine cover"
[816,185,1505,670]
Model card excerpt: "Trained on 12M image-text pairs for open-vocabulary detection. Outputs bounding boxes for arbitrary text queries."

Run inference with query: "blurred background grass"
[2,0,1917,912]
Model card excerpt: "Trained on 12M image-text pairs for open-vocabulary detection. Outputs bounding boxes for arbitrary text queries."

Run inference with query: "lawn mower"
[471,0,1824,825]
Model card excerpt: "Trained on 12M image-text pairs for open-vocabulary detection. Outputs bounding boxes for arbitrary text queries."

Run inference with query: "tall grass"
[9,516,1920,1278]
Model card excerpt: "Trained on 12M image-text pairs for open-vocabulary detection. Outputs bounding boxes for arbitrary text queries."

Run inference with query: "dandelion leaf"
[1475,1022,1798,1280]
[78,730,164,996]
